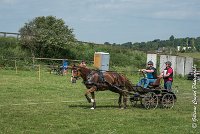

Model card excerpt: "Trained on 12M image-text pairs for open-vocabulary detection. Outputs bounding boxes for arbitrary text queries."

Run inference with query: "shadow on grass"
[68,104,150,110]
[68,104,120,109]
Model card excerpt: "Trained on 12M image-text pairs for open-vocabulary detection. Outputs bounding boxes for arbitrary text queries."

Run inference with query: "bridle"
[71,67,80,80]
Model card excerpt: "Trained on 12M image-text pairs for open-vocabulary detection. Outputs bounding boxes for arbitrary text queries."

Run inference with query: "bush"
[0,36,147,70]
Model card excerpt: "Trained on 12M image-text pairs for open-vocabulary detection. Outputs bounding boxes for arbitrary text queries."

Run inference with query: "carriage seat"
[148,77,161,88]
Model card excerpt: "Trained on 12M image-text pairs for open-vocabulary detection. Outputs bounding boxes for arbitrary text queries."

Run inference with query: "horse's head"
[66,65,79,83]
[70,65,79,82]
[70,65,91,82]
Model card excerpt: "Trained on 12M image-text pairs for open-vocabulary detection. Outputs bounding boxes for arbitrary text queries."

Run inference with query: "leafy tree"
[153,39,160,42]
[195,37,200,51]
[19,16,76,58]
[169,35,175,41]
[104,42,111,45]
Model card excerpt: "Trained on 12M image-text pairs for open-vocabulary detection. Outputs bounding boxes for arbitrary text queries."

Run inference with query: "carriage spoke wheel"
[130,97,139,107]
[161,93,174,109]
[144,92,158,109]
[130,100,138,107]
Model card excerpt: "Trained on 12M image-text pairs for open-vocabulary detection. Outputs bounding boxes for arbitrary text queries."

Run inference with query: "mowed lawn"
[0,69,199,134]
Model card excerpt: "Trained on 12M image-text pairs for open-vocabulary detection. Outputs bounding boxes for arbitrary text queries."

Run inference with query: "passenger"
[159,61,173,92]
[137,61,157,89]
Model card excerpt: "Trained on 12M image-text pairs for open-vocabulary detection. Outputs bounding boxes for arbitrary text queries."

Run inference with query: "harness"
[71,69,78,79]
[97,70,105,83]
[78,68,126,93]
[84,70,118,92]
[85,70,105,85]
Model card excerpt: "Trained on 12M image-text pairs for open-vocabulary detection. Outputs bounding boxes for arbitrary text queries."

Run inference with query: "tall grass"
[0,69,199,134]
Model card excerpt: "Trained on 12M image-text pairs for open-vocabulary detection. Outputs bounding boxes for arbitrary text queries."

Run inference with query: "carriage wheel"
[197,76,200,81]
[161,93,174,109]
[130,93,141,107]
[130,100,138,107]
[130,97,138,107]
[144,92,158,109]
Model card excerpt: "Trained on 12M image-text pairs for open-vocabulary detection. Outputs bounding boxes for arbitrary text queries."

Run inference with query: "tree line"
[120,35,200,53]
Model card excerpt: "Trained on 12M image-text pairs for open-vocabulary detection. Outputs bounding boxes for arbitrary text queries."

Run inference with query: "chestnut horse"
[70,65,135,109]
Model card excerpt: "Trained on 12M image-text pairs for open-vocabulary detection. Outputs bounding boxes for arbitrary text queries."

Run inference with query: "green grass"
[0,69,199,134]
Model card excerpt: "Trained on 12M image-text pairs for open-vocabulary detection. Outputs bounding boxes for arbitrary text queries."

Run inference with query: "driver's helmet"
[147,61,153,65]
[165,61,172,66]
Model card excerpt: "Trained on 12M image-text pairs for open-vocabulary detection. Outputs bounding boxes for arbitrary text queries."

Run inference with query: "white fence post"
[184,57,193,75]
[176,56,185,76]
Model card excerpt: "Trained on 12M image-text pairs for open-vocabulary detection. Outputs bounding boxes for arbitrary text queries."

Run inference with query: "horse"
[70,65,135,109]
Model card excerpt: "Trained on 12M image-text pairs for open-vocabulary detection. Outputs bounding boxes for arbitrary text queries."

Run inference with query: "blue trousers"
[137,78,156,88]
[164,81,172,91]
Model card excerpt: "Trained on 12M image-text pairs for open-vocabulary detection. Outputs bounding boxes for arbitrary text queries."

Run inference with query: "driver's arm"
[142,69,154,73]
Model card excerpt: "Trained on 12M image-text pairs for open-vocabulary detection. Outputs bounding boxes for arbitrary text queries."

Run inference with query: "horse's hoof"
[90,107,95,110]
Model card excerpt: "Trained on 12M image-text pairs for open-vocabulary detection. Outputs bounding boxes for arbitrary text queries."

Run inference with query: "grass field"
[0,69,199,134]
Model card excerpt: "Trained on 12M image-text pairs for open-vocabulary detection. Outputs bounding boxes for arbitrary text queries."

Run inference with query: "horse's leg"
[85,86,97,108]
[91,92,96,109]
[118,93,122,108]
[122,91,128,109]
[85,94,91,103]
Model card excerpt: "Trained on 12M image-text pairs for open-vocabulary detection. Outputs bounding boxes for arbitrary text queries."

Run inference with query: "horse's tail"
[125,79,135,91]
[113,73,133,90]
[112,72,126,86]
[104,72,134,91]
[118,74,135,92]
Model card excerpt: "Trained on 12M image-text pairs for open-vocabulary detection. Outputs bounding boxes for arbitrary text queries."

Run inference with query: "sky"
[0,0,200,44]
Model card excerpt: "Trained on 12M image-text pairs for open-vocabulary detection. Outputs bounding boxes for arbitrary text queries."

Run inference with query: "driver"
[137,61,157,89]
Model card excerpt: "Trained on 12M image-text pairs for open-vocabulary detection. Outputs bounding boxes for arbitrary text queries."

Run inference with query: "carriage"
[130,72,177,109]
[129,77,177,109]
[70,65,177,110]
